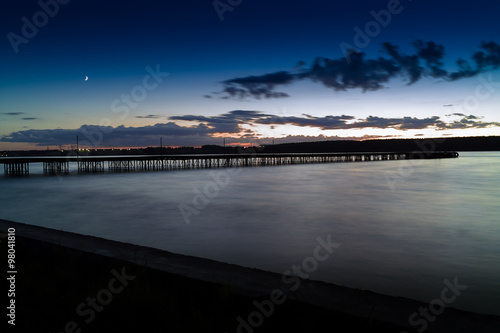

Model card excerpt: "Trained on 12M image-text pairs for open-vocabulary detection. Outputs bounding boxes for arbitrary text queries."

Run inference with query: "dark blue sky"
[1,0,499,149]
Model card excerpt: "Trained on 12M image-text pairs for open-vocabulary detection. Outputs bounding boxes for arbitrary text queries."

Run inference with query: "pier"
[0,151,459,176]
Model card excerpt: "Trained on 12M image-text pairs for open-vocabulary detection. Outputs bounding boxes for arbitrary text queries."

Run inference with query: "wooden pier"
[0,151,459,176]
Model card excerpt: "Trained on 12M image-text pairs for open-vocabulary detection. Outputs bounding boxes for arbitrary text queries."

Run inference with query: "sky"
[0,0,499,150]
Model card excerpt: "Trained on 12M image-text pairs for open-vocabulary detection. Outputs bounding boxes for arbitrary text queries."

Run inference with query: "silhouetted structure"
[1,152,458,176]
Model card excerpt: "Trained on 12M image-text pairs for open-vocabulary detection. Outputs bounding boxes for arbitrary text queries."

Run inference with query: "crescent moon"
[85,76,88,81]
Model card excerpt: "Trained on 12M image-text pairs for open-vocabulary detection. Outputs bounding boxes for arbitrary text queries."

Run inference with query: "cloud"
[2,111,498,147]
[261,134,396,144]
[446,113,482,120]
[21,117,39,120]
[170,110,499,132]
[170,110,263,134]
[217,71,295,99]
[0,123,217,147]
[381,42,422,83]
[465,115,481,120]
[255,114,355,129]
[260,114,447,130]
[413,40,447,78]
[351,116,446,130]
[472,41,500,70]
[135,114,163,119]
[440,117,499,130]
[1,112,27,116]
[211,40,500,99]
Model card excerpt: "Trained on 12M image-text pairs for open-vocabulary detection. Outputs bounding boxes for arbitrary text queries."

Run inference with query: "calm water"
[1,152,499,315]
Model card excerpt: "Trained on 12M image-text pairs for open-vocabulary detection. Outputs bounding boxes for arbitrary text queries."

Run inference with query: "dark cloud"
[0,123,218,147]
[446,113,481,120]
[1,112,27,116]
[352,116,446,130]
[2,128,82,145]
[171,110,263,123]
[265,134,395,144]
[306,51,399,92]
[211,40,500,99]
[448,58,478,80]
[2,111,498,147]
[170,110,500,132]
[441,117,499,130]
[217,71,295,99]
[21,117,39,120]
[170,110,263,134]
[473,41,500,70]
[135,115,163,119]
[255,114,355,129]
[413,40,447,78]
[465,115,481,120]
[381,42,422,84]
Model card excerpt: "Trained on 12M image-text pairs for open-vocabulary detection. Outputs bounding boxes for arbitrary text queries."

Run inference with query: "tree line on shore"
[2,136,499,157]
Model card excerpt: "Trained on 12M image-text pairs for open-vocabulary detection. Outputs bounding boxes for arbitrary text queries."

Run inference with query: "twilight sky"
[1,0,499,149]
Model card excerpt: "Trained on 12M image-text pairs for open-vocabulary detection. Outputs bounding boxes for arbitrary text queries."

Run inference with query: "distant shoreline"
[1,135,499,157]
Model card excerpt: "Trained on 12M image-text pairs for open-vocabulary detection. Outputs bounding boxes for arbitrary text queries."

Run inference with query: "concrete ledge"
[1,219,498,332]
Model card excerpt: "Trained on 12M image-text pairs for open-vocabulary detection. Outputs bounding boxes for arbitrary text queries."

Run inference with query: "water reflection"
[0,152,499,315]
